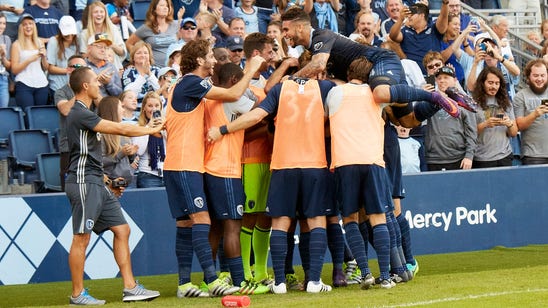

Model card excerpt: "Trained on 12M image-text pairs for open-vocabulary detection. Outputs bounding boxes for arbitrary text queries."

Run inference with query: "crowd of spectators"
[0,1,547,185]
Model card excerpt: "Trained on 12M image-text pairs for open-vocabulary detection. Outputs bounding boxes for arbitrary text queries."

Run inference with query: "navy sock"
[327,223,344,270]
[308,228,327,282]
[414,101,440,122]
[388,211,407,267]
[176,227,193,285]
[358,221,370,258]
[397,213,415,264]
[389,84,431,104]
[298,231,311,276]
[285,232,296,275]
[386,213,405,274]
[270,230,288,285]
[372,224,390,280]
[192,224,217,284]
[227,256,244,286]
[344,222,370,276]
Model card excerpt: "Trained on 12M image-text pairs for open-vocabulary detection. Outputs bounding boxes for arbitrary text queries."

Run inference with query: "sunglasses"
[427,62,443,70]
[231,49,243,52]
[69,64,85,69]
[182,25,197,30]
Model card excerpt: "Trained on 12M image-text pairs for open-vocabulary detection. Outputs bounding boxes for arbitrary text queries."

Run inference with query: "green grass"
[2,245,548,307]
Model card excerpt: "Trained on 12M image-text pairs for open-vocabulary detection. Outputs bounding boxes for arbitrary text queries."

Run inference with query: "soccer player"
[279,7,473,123]
[326,57,394,289]
[207,75,336,294]
[66,67,161,305]
[163,39,265,298]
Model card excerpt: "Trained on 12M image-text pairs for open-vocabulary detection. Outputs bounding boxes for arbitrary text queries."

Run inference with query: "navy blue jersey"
[171,74,212,112]
[309,29,399,81]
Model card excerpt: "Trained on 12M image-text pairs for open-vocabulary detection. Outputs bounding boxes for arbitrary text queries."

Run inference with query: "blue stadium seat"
[8,129,55,169]
[26,105,60,132]
[0,107,25,160]
[35,152,62,192]
[131,0,150,24]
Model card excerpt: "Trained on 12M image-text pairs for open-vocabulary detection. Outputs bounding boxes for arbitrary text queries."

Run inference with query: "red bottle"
[221,295,251,307]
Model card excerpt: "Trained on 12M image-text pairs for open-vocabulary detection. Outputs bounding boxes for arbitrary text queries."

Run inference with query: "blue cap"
[180,17,197,28]
[18,13,35,26]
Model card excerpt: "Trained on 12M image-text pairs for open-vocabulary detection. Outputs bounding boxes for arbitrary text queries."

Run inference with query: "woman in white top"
[78,1,127,71]
[46,16,79,93]
[131,91,166,188]
[10,14,49,109]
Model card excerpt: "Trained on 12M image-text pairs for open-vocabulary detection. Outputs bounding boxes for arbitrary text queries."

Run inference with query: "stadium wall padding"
[1,165,547,285]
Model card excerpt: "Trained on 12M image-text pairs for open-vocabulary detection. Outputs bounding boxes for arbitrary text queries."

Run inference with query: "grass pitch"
[1,245,547,307]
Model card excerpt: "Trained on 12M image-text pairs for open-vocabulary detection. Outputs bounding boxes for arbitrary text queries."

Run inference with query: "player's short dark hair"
[281,7,311,24]
[69,67,93,94]
[243,32,275,59]
[347,57,372,83]
[218,63,243,86]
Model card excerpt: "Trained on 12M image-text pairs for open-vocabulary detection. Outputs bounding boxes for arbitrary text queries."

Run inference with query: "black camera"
[152,110,162,119]
[112,178,128,188]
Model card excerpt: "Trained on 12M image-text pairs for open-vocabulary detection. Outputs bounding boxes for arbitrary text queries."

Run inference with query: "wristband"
[219,125,229,135]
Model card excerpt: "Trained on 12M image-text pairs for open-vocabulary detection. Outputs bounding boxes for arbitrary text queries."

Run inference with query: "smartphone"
[495,113,504,119]
[425,75,436,86]
[152,110,162,119]
[542,99,548,106]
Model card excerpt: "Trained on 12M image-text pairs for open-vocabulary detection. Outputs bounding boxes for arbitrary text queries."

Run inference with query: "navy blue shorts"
[325,170,340,217]
[204,173,245,220]
[164,170,208,219]
[384,123,404,199]
[266,168,331,218]
[369,56,406,89]
[335,164,392,217]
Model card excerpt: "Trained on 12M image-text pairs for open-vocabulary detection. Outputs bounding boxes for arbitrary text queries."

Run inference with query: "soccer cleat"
[344,260,362,285]
[270,282,287,294]
[407,259,419,276]
[69,288,105,306]
[306,280,332,293]
[218,271,232,285]
[239,280,271,295]
[431,91,460,118]
[379,279,396,289]
[285,273,303,290]
[406,269,414,281]
[177,282,209,298]
[207,277,240,297]
[445,87,478,113]
[332,268,347,287]
[258,275,275,287]
[122,282,160,302]
[390,273,404,283]
[360,273,375,290]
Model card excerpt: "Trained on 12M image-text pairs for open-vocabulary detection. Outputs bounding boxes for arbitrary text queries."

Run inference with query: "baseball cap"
[180,17,197,28]
[473,32,497,47]
[59,16,77,36]
[226,36,244,51]
[435,66,456,78]
[158,67,177,78]
[88,33,112,46]
[165,42,185,66]
[18,13,34,26]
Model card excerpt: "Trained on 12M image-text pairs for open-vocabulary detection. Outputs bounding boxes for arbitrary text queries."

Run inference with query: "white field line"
[385,288,548,307]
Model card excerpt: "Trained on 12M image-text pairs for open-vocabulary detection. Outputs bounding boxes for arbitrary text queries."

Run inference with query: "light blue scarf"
[314,2,338,33]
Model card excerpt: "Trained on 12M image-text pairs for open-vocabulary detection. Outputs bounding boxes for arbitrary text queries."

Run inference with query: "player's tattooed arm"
[294,53,329,78]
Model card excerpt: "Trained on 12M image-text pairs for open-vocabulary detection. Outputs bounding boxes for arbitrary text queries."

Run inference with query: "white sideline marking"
[387,288,548,307]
